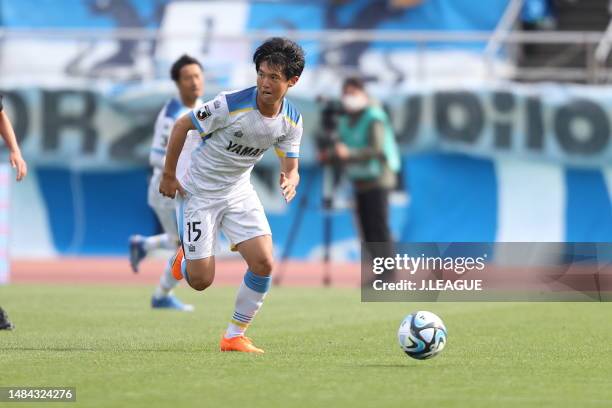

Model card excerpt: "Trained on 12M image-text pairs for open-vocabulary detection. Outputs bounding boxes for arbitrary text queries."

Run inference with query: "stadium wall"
[3,83,611,259]
[2,0,610,260]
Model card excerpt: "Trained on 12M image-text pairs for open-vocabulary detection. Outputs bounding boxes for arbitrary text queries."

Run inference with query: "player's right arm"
[159,94,229,198]
[159,114,193,198]
[0,96,27,182]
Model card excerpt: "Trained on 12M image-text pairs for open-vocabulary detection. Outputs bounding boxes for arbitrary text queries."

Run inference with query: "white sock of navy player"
[143,234,175,252]
[153,257,180,299]
[225,270,271,338]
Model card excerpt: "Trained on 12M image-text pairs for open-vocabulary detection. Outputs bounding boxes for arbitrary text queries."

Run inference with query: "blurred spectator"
[324,77,401,276]
[522,0,556,30]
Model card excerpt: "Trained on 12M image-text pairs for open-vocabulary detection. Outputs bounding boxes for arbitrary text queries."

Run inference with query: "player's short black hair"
[170,54,202,82]
[342,76,366,92]
[253,37,305,80]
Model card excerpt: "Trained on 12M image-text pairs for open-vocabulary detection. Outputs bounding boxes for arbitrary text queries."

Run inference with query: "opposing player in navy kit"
[129,55,204,311]
[160,38,305,353]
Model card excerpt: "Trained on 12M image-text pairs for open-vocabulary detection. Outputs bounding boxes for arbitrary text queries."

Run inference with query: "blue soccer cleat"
[151,295,194,312]
[129,235,147,273]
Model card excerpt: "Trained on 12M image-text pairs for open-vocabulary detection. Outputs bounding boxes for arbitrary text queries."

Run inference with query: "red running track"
[10,258,361,287]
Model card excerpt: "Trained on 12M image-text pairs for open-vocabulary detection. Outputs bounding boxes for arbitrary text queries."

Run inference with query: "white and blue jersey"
[148,96,202,210]
[150,96,203,180]
[181,86,303,199]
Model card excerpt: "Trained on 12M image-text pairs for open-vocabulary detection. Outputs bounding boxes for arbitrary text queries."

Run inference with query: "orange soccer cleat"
[170,246,185,281]
[220,335,264,354]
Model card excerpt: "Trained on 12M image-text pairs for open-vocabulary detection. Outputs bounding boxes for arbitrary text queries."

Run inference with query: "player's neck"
[180,95,199,109]
[256,95,282,118]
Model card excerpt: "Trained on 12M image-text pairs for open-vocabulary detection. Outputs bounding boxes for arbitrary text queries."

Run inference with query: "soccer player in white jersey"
[0,94,27,182]
[129,55,204,311]
[159,37,305,353]
[1,93,27,330]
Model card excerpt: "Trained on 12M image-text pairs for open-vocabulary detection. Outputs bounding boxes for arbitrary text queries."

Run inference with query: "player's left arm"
[276,113,303,203]
[279,157,299,203]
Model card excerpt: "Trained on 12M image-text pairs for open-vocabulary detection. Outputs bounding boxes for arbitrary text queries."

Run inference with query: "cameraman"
[322,77,401,269]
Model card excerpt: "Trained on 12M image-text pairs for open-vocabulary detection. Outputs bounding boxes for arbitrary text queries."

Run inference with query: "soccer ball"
[397,311,447,360]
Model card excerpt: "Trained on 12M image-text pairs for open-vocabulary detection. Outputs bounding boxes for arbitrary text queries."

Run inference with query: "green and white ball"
[398,311,447,360]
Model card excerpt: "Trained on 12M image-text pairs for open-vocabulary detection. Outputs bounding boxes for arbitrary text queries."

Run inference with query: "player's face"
[177,63,204,102]
[256,61,298,106]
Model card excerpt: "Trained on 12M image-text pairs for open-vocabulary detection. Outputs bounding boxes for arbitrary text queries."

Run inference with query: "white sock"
[161,237,179,250]
[225,270,271,338]
[153,258,179,299]
[143,234,171,252]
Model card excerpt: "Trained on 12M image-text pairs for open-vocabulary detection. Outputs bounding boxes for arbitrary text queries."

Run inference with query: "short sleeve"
[275,115,303,159]
[190,94,229,139]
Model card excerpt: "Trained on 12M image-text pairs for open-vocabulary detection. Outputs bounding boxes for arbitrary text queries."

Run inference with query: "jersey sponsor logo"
[226,140,264,157]
[213,100,221,110]
[196,105,212,121]
[234,130,243,138]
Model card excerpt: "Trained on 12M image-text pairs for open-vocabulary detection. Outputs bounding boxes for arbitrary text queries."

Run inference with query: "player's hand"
[334,142,350,160]
[279,172,297,203]
[9,151,27,182]
[159,172,186,199]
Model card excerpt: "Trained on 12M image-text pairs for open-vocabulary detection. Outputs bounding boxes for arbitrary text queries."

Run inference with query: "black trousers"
[354,187,394,269]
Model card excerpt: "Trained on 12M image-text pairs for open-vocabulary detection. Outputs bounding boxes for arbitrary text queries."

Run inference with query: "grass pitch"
[1,284,612,408]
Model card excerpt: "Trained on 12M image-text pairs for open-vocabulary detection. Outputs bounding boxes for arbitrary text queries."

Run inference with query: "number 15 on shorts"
[187,221,202,242]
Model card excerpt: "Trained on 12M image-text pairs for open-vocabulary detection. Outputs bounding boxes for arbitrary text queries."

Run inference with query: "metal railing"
[1,26,612,84]
[484,0,525,78]
[594,18,612,82]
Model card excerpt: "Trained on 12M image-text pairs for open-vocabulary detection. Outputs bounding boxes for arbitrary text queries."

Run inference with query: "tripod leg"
[322,211,332,287]
[273,170,316,286]
[321,163,339,287]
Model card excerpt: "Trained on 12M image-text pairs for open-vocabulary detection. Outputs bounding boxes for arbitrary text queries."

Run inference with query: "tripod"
[273,164,342,287]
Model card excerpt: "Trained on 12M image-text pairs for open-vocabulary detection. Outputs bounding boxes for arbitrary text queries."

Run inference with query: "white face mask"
[342,94,368,113]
